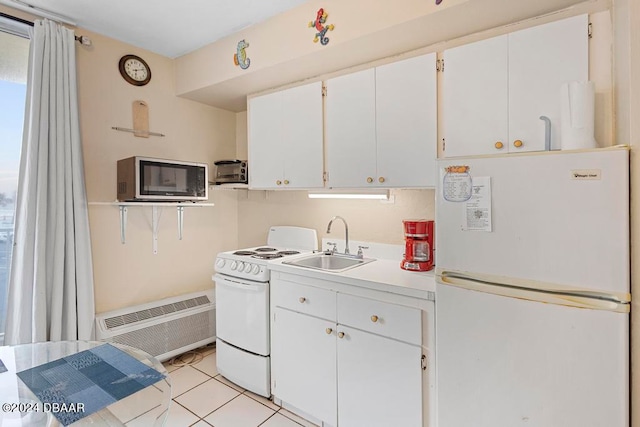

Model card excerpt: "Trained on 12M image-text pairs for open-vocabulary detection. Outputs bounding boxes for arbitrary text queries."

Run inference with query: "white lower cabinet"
[271,274,427,426]
[271,307,337,425]
[337,325,422,427]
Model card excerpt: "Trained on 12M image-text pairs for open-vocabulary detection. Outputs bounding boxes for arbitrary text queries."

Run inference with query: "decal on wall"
[308,8,334,45]
[233,39,251,70]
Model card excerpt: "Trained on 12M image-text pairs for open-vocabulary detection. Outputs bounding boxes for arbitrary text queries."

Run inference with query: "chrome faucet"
[326,216,349,255]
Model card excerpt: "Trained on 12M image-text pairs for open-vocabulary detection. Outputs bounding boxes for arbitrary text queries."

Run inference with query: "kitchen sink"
[283,253,375,273]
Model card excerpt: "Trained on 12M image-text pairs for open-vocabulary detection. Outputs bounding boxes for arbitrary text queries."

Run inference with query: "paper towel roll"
[560,81,597,150]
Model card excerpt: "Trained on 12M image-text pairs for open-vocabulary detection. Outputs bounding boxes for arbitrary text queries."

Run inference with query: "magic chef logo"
[571,169,601,180]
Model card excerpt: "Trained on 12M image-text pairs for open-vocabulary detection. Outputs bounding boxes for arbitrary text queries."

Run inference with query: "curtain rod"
[0,11,91,45]
[0,11,33,26]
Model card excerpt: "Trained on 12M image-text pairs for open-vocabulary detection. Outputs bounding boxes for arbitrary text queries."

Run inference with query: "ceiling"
[1,0,311,58]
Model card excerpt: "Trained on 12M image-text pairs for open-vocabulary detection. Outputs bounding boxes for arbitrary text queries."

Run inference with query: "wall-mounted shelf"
[88,202,215,254]
[210,183,249,190]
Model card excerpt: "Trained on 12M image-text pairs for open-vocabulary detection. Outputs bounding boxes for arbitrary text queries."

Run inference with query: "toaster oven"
[214,160,248,184]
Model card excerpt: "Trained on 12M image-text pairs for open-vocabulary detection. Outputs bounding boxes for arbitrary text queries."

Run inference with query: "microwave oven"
[117,156,208,201]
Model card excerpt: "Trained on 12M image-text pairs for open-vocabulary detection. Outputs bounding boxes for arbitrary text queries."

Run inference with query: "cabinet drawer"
[272,279,336,321]
[337,293,421,345]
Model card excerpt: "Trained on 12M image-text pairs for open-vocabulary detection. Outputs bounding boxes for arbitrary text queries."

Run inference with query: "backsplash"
[235,189,435,249]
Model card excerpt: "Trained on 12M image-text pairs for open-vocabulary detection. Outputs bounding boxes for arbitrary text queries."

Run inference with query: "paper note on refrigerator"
[463,176,492,232]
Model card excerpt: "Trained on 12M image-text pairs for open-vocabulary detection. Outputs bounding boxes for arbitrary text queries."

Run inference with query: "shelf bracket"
[90,201,214,254]
[177,206,184,240]
[119,206,128,244]
[152,206,161,255]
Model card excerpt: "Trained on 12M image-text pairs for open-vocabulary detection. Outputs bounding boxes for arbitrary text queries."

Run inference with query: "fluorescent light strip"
[308,191,389,200]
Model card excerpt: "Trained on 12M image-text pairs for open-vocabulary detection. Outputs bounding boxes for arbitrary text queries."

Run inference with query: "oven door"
[214,274,269,356]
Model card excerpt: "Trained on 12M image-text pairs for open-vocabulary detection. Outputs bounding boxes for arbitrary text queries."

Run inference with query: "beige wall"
[73,29,239,313]
[176,0,600,112]
[236,189,435,249]
[175,0,467,96]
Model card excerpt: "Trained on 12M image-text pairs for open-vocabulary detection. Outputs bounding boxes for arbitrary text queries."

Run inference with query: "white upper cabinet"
[326,53,437,188]
[443,14,589,157]
[325,68,378,188]
[248,81,324,189]
[443,35,509,157]
[376,54,438,188]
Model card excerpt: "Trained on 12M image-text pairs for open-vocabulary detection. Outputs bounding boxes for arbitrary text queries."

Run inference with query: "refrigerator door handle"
[438,270,630,313]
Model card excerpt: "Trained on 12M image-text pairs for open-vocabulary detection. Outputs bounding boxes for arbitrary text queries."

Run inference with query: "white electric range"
[213,226,318,397]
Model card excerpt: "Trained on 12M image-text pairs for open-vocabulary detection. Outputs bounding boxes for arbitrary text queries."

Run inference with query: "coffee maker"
[401,220,434,272]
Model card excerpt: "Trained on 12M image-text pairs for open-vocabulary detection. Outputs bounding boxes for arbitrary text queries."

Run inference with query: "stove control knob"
[230,261,238,270]
[244,263,252,273]
[237,262,245,271]
[252,265,260,275]
[216,259,226,269]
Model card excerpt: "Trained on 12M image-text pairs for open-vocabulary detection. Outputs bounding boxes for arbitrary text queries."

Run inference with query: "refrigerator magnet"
[442,165,472,202]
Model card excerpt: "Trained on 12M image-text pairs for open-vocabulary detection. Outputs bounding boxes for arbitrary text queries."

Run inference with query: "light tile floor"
[123,345,318,427]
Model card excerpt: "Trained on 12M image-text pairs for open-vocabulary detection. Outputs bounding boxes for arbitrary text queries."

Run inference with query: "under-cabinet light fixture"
[307,190,390,200]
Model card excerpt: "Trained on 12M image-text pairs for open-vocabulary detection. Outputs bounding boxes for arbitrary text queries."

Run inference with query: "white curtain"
[4,19,95,345]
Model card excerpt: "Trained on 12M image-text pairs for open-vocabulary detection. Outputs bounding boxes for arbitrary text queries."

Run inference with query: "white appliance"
[435,147,629,427]
[213,226,318,397]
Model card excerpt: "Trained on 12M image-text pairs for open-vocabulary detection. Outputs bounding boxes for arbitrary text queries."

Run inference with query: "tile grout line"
[170,368,216,399]
[241,389,282,411]
[172,400,201,419]
[197,393,246,421]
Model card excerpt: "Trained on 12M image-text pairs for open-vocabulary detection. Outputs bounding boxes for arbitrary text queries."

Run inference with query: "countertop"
[268,256,436,301]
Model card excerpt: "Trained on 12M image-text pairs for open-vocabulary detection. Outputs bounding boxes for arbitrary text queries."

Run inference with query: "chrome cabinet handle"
[371,315,379,323]
[326,328,333,334]
[338,332,345,339]
[299,297,306,303]
[276,180,282,185]
[284,179,290,185]
[366,177,373,183]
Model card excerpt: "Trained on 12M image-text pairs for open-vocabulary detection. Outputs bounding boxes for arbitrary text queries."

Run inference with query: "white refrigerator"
[435,146,629,427]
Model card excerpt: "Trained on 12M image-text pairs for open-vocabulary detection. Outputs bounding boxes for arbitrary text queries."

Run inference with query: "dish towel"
[17,343,165,426]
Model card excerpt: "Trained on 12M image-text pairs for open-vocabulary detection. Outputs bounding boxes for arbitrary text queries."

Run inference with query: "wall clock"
[118,54,151,86]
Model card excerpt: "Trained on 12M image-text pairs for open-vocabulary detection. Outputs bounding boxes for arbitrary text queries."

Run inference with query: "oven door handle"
[214,274,265,292]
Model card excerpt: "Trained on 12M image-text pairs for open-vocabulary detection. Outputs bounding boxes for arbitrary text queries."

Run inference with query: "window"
[0,15,29,343]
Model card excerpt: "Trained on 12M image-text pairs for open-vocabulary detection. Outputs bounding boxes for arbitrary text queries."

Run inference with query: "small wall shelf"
[88,202,215,254]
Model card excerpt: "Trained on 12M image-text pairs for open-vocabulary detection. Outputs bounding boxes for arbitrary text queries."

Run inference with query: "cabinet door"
[281,82,324,188]
[271,307,337,425]
[376,54,437,187]
[325,68,377,188]
[508,14,588,152]
[337,326,423,427]
[443,35,509,157]
[248,90,284,188]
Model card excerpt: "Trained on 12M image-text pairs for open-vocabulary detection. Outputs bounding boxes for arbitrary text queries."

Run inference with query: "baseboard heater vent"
[95,290,216,362]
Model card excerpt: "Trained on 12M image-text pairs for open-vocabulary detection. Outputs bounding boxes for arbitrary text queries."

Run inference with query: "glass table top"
[0,341,171,426]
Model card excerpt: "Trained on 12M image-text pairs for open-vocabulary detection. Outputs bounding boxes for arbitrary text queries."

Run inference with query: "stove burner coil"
[254,247,278,252]
[277,251,300,256]
[233,250,257,256]
[252,253,283,260]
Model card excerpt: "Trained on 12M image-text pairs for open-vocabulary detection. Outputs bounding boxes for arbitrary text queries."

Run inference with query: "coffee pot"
[401,220,434,272]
